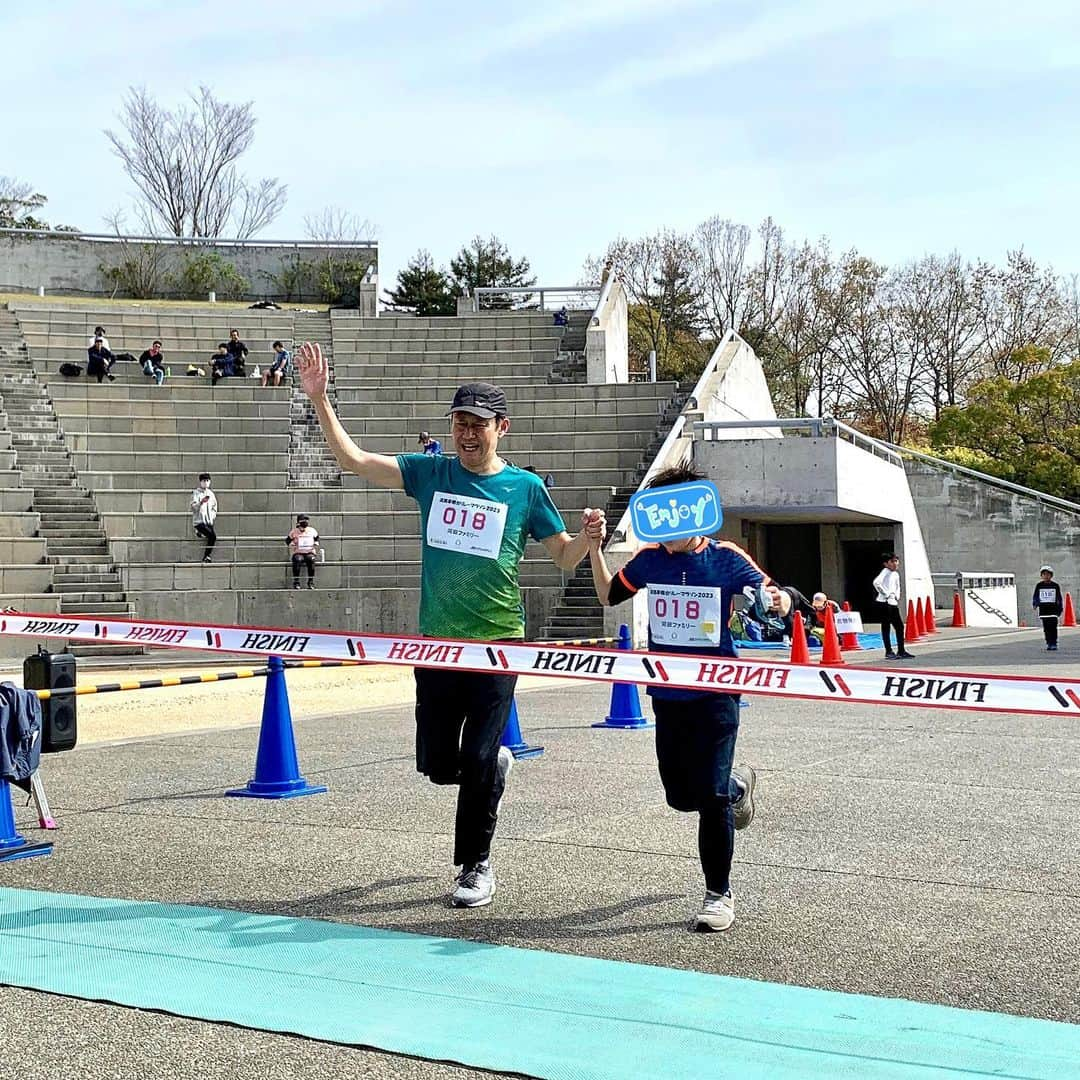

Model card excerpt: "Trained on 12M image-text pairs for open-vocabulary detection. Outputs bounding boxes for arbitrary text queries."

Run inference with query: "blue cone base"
[503,743,545,760]
[0,837,53,862]
[225,781,328,800]
[593,718,654,730]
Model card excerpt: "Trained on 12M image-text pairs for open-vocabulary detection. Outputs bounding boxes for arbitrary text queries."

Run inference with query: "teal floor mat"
[0,887,1075,1079]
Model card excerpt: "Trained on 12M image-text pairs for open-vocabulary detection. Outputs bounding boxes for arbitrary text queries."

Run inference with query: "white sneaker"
[496,745,514,816]
[451,862,495,908]
[731,763,757,830]
[693,890,735,932]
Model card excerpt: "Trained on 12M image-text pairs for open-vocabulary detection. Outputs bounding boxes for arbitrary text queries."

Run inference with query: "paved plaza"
[2,627,1079,1078]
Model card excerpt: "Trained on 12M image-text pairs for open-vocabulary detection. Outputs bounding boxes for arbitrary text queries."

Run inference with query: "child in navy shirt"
[588,465,774,932]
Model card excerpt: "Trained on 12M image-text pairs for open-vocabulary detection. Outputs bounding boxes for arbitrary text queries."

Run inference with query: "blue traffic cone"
[0,778,53,862]
[226,655,328,799]
[593,624,652,729]
[501,697,544,760]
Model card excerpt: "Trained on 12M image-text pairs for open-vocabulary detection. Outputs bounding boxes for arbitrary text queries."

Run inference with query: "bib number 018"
[443,506,487,531]
[654,597,700,620]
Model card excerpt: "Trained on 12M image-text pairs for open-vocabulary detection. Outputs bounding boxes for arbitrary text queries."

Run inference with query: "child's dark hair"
[198,472,211,481]
[881,552,898,563]
[645,465,704,490]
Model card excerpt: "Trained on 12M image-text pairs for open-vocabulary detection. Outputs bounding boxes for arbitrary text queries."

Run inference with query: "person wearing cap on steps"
[286,514,320,589]
[873,552,914,659]
[584,464,775,933]
[418,431,442,456]
[1032,565,1064,651]
[297,343,603,910]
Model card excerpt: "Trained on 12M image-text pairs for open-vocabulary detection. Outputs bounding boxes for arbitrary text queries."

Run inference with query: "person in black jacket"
[86,336,115,383]
[1032,565,1065,651]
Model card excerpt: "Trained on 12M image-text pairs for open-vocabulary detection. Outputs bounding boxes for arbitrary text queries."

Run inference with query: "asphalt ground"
[1,625,1079,1079]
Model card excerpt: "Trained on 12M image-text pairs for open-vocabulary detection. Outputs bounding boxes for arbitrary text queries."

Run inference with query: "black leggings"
[194,523,217,559]
[879,602,905,653]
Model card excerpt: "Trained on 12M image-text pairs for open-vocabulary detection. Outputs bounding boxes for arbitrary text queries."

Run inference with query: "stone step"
[60,601,132,615]
[66,644,145,658]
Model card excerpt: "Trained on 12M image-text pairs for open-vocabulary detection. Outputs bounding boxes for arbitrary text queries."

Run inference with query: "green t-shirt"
[397,453,566,640]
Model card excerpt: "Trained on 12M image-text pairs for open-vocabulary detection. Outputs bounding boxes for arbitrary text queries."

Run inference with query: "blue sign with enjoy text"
[629,481,723,542]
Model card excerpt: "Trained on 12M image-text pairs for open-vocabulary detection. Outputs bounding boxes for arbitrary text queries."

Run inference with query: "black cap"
[446,382,508,419]
[297,513,309,523]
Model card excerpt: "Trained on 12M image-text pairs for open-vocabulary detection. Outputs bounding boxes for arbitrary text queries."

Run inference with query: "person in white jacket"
[872,552,913,659]
[190,472,218,563]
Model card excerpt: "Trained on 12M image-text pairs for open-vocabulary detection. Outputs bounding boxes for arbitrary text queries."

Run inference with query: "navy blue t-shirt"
[611,539,768,701]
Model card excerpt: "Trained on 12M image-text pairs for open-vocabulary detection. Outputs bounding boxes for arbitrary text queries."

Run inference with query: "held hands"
[581,507,606,549]
[297,342,329,400]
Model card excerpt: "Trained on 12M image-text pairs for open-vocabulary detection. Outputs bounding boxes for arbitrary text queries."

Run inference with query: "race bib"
[648,584,723,647]
[296,534,315,553]
[1038,587,1057,604]
[427,492,507,561]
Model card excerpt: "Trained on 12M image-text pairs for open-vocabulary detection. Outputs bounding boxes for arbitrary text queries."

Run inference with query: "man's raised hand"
[298,342,329,400]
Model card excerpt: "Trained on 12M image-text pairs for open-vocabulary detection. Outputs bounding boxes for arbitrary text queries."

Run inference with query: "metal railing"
[878,441,1080,515]
[0,227,377,251]
[471,285,600,313]
[691,417,905,467]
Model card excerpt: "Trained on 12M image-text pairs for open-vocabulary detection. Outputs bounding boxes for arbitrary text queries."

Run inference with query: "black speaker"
[23,649,77,753]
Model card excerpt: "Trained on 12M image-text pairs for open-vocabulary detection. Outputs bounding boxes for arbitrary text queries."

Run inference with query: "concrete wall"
[907,460,1080,599]
[695,435,935,608]
[586,280,628,383]
[0,230,377,303]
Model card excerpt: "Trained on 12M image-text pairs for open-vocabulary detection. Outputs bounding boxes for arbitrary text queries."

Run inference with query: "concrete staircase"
[289,311,341,487]
[540,389,689,639]
[549,310,589,384]
[0,306,136,655]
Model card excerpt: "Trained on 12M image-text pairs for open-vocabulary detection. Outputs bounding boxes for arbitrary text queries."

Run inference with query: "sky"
[4,0,1080,292]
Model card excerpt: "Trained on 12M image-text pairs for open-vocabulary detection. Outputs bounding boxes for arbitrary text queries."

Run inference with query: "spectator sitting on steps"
[86,336,116,383]
[418,431,442,455]
[286,514,320,589]
[263,341,291,387]
[226,328,249,376]
[87,325,110,351]
[139,340,166,386]
[211,343,233,385]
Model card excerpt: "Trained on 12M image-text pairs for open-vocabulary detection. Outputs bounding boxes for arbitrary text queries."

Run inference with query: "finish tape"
[1,611,1076,717]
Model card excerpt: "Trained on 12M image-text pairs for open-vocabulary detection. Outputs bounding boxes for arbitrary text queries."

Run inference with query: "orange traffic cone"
[914,598,927,637]
[1064,592,1077,628]
[925,597,938,634]
[951,591,965,628]
[839,600,861,650]
[789,612,810,664]
[820,605,844,665]
[905,600,920,643]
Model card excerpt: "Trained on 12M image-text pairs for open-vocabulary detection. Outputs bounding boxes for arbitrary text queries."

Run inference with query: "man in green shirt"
[298,342,602,908]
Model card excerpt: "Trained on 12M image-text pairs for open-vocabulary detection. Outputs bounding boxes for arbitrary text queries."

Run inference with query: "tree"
[105,85,287,238]
[385,250,456,316]
[694,216,751,338]
[449,236,534,308]
[586,230,707,381]
[0,176,77,230]
[976,249,1067,378]
[928,356,1080,499]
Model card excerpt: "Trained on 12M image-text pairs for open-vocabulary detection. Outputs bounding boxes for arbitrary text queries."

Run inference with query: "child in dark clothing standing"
[1032,565,1064,651]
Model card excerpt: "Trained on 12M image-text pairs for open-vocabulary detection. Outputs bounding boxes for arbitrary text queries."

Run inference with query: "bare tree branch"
[105,85,286,238]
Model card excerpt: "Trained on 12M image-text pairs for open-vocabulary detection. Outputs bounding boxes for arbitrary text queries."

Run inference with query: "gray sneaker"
[693,890,735,932]
[496,745,514,816]
[451,862,495,908]
[731,763,757,830]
